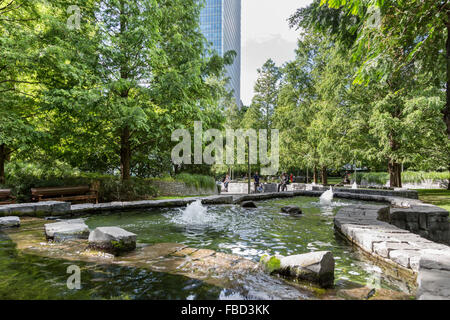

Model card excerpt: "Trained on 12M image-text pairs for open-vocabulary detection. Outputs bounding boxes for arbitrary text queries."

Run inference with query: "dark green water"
[85,197,406,291]
[0,233,224,300]
[0,197,409,299]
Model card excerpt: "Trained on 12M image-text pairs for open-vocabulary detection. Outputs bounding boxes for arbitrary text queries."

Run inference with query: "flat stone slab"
[0,216,20,228]
[44,219,90,241]
[88,227,137,255]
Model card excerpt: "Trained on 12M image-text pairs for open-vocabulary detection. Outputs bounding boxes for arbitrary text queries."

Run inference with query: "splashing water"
[171,200,215,225]
[320,187,334,206]
[352,182,358,190]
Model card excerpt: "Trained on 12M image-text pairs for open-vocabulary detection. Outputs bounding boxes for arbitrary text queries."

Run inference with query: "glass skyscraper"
[200,0,241,107]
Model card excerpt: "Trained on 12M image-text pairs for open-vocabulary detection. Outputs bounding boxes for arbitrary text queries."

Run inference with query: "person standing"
[290,173,294,183]
[254,172,260,193]
[278,173,287,192]
[223,175,231,192]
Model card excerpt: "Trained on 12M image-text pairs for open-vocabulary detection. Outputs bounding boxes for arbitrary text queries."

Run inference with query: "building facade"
[200,0,241,107]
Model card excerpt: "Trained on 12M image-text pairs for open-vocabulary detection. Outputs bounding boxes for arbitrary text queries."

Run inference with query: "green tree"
[249,59,282,130]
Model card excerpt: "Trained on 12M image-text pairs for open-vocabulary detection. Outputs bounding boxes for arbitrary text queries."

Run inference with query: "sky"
[241,0,313,105]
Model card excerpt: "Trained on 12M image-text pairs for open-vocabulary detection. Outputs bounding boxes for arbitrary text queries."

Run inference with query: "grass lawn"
[328,177,343,185]
[416,189,450,212]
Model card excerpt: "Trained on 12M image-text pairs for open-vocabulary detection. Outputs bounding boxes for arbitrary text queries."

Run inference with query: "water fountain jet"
[320,187,334,206]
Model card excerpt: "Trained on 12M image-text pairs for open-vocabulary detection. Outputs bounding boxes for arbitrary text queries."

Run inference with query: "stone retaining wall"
[334,204,450,299]
[0,202,70,217]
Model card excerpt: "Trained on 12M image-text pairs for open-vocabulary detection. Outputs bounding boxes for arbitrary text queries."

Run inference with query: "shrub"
[1,161,158,202]
[352,172,389,185]
[351,171,449,186]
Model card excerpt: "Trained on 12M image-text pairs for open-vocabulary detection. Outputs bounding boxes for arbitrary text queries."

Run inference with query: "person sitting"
[278,173,288,192]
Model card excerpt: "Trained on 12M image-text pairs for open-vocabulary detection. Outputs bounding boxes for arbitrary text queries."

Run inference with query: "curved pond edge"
[1,188,449,300]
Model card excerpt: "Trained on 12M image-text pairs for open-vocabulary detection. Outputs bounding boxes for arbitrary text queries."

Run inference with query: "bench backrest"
[0,189,11,199]
[31,186,91,197]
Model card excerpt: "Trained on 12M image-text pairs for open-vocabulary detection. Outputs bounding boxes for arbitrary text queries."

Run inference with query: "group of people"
[222,172,294,193]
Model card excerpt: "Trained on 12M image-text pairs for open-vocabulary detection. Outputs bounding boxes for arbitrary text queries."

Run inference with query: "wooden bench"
[0,189,16,205]
[31,186,98,204]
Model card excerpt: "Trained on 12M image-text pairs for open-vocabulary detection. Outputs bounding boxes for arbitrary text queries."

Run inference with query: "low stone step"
[88,227,137,255]
[45,219,90,242]
[0,216,20,228]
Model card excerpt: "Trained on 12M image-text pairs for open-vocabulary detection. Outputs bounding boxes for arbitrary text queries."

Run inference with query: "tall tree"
[0,0,42,184]
[250,59,282,130]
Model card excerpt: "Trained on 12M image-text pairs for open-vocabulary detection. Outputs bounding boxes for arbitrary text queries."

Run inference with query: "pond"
[0,197,412,299]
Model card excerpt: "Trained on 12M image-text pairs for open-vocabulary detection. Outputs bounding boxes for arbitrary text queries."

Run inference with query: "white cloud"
[241,0,313,105]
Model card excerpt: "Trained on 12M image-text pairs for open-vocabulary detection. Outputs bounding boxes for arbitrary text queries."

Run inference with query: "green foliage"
[402,172,450,184]
[352,172,389,185]
[1,161,158,202]
[156,173,216,190]
[260,255,281,273]
[351,171,450,186]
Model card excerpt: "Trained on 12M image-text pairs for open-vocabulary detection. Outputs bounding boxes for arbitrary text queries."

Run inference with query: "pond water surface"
[0,197,411,299]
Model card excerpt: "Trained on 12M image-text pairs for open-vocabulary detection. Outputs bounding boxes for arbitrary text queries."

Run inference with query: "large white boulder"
[0,216,20,228]
[44,219,90,242]
[261,251,335,288]
[88,227,137,255]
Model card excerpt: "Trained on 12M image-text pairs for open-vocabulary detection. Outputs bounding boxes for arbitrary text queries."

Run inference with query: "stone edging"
[334,204,450,300]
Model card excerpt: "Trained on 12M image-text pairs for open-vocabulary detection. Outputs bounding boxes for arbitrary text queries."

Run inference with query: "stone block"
[45,219,90,242]
[88,227,137,255]
[261,251,335,288]
[389,250,421,269]
[0,216,20,228]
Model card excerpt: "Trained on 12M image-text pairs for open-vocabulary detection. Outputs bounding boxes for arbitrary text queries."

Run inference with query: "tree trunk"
[321,166,328,185]
[118,0,131,181]
[446,11,450,139]
[120,127,131,180]
[446,13,450,189]
[388,160,402,188]
[313,167,318,184]
[0,144,6,185]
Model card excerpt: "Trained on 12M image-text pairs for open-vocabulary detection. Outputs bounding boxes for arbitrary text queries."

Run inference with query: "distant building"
[200,0,241,107]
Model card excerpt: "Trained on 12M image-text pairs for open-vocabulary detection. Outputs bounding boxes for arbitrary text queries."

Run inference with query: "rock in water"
[44,219,90,242]
[261,251,335,288]
[241,201,257,209]
[88,227,137,255]
[281,206,302,215]
[0,216,20,228]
